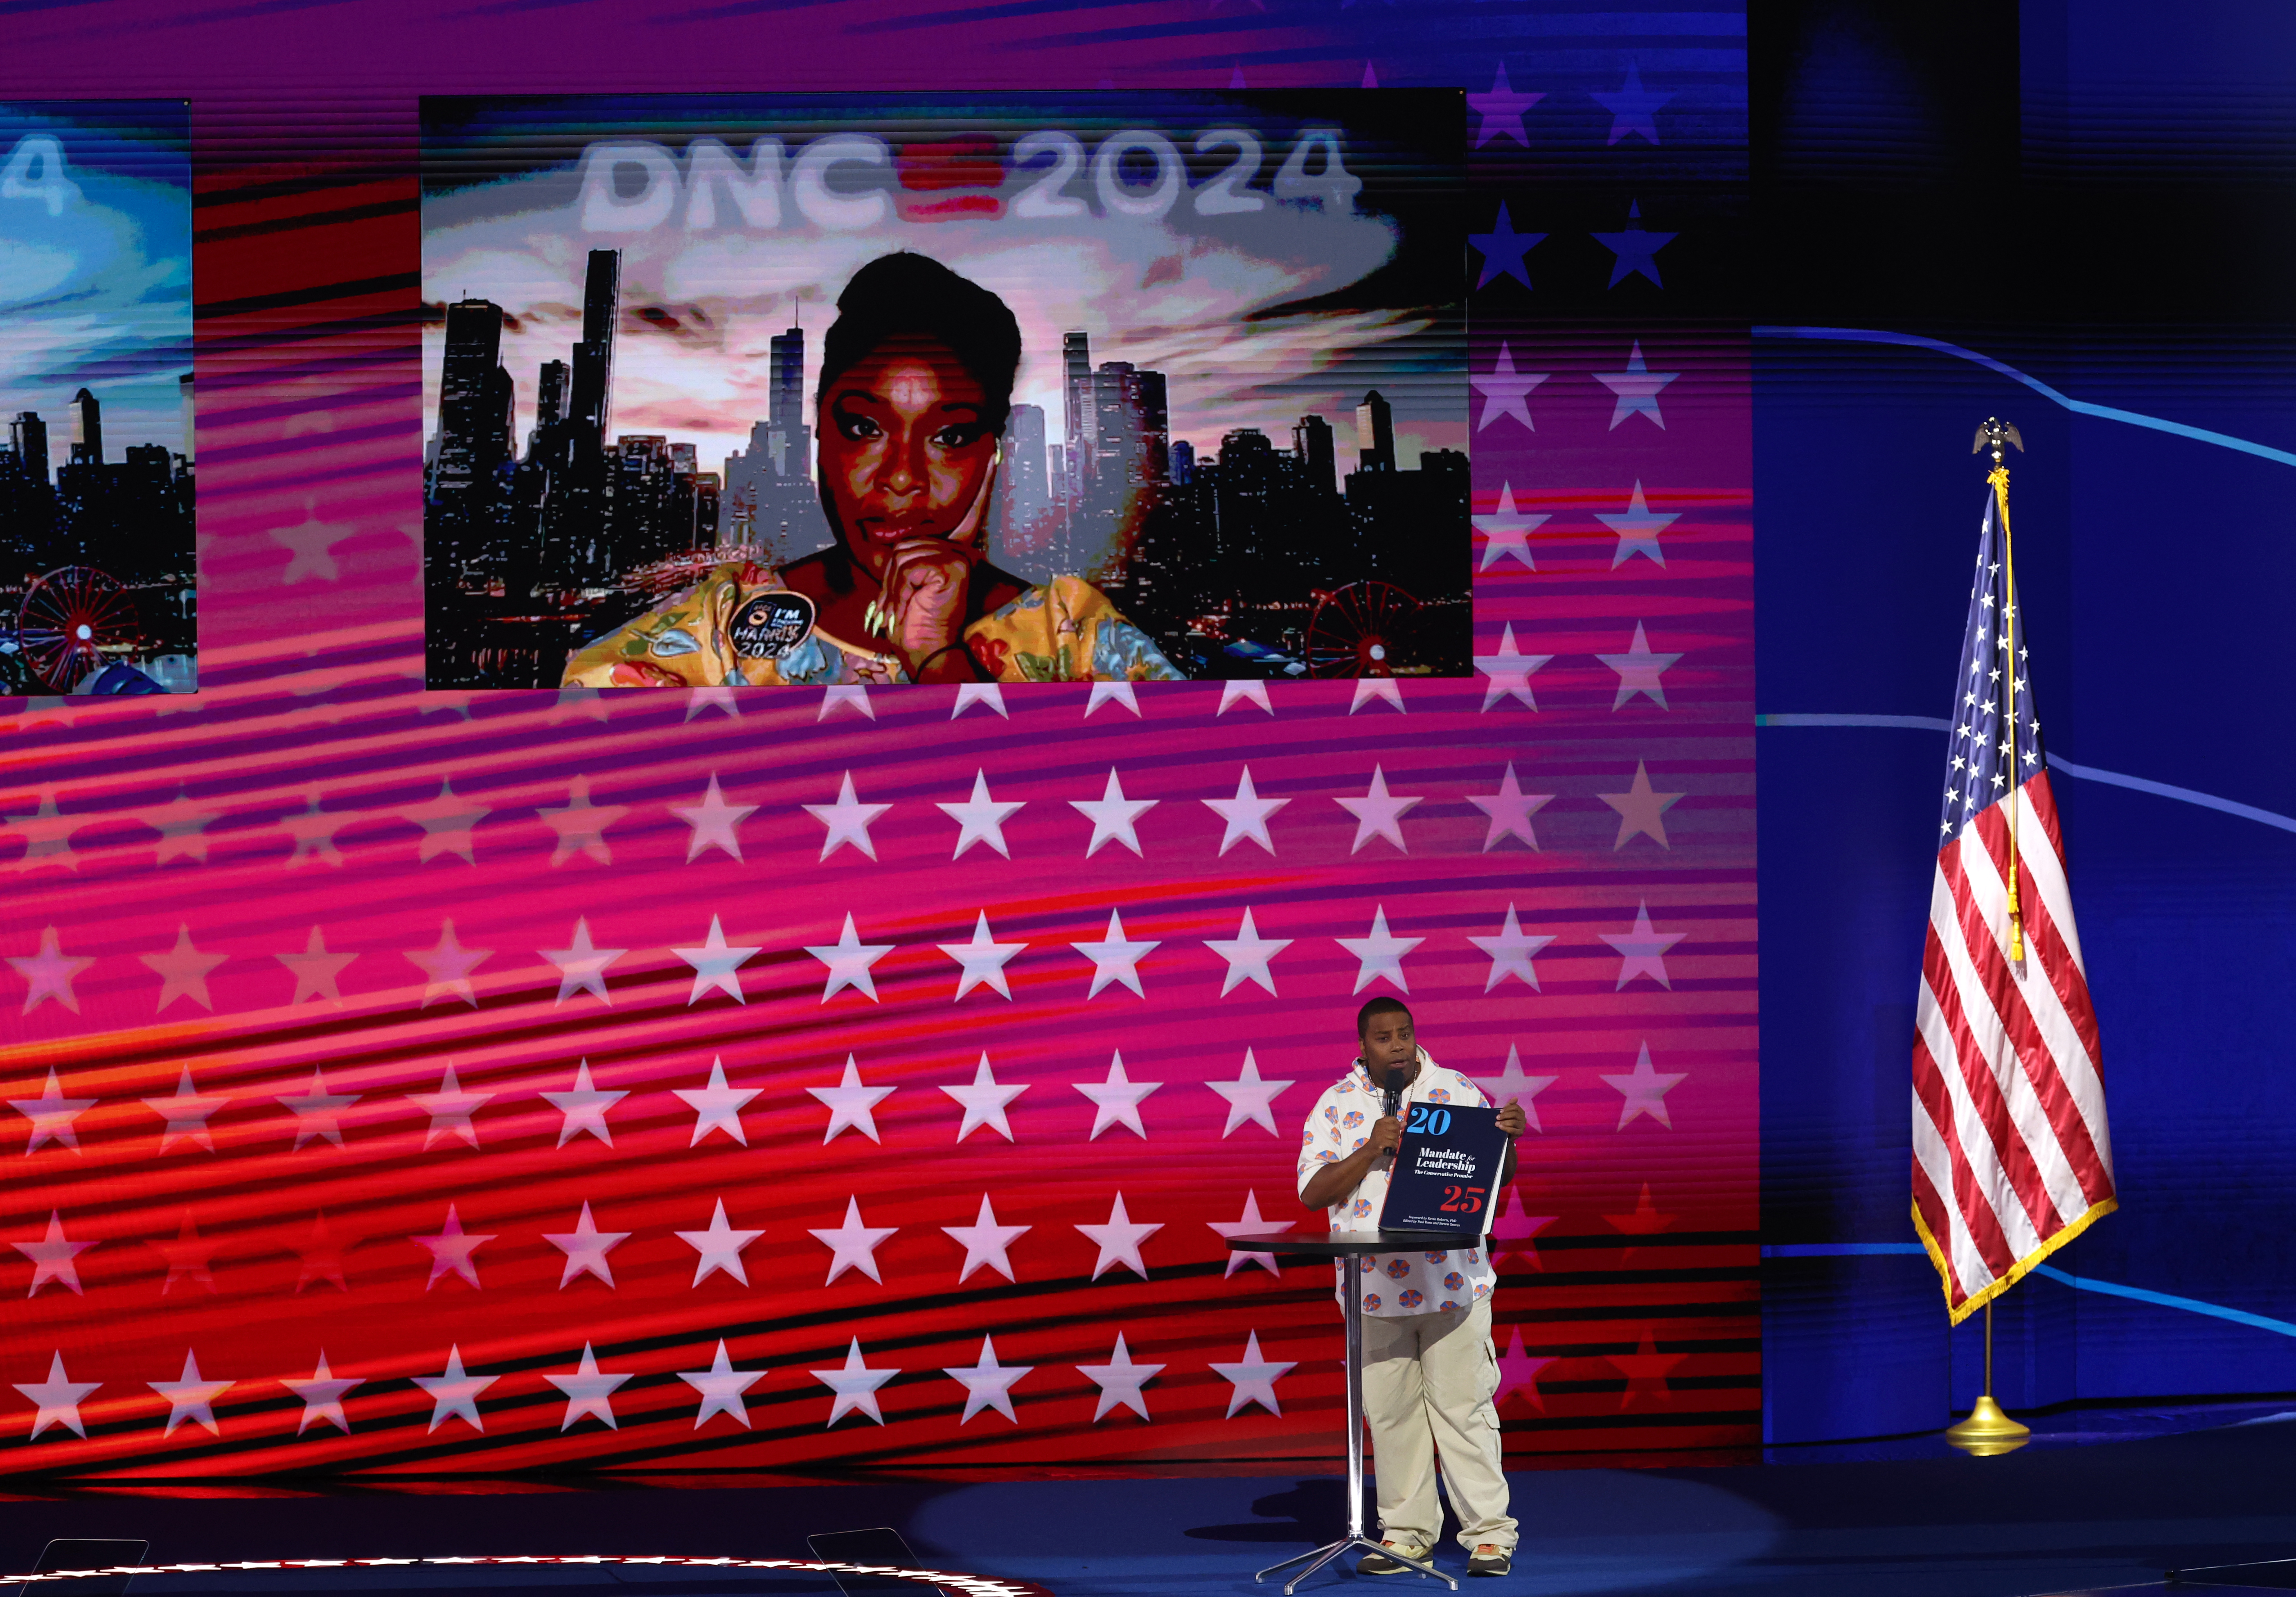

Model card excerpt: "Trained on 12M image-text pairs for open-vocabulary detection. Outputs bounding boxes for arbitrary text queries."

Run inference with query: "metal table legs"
[1254,1255,1457,1592]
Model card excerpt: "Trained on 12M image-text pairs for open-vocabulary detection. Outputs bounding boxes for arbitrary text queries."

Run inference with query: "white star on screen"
[1468,905,1556,992]
[675,1058,759,1146]
[542,918,626,1006]
[806,772,890,861]
[1070,909,1158,998]
[1600,900,1686,989]
[1594,343,1680,430]
[951,681,1007,719]
[11,1069,95,1153]
[1603,1042,1689,1130]
[940,1054,1029,1142]
[1209,1332,1296,1418]
[1203,766,1288,855]
[546,1344,632,1431]
[3,791,83,873]
[1076,1333,1162,1422]
[412,1205,493,1290]
[809,1056,896,1144]
[1473,483,1546,572]
[1203,907,1291,997]
[405,919,491,1009]
[142,1067,229,1153]
[1349,677,1406,714]
[1204,1049,1295,1136]
[1598,622,1683,708]
[543,1202,630,1288]
[683,685,741,721]
[674,774,757,863]
[1598,481,1680,568]
[413,1346,497,1432]
[811,1338,899,1426]
[282,1353,363,1435]
[1207,1191,1293,1277]
[807,914,895,1003]
[937,770,1025,859]
[13,1211,95,1296]
[14,1352,99,1439]
[1075,1193,1162,1280]
[275,1069,360,1150]
[942,1195,1030,1284]
[1216,680,1273,715]
[536,775,624,867]
[407,1063,491,1150]
[542,1060,626,1147]
[678,1341,766,1428]
[403,779,489,864]
[1335,766,1422,854]
[140,923,225,1013]
[1336,905,1422,994]
[9,927,93,1014]
[937,911,1026,1000]
[1474,1045,1559,1132]
[1470,342,1546,432]
[276,926,356,1006]
[943,1336,1032,1425]
[149,1350,234,1437]
[1473,624,1552,711]
[142,784,222,864]
[676,1200,765,1287]
[1466,763,1552,852]
[810,1197,898,1286]
[1073,1051,1162,1139]
[1084,679,1139,718]
[820,685,873,721]
[1069,767,1156,857]
[674,915,760,1005]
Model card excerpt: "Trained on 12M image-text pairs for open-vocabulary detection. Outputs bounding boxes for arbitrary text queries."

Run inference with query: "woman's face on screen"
[817,335,997,583]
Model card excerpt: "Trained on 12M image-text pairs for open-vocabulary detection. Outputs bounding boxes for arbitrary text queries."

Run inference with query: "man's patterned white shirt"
[1294,1050,1499,1319]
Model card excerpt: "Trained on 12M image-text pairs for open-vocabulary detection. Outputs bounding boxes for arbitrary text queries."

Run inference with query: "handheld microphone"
[1381,1067,1404,1120]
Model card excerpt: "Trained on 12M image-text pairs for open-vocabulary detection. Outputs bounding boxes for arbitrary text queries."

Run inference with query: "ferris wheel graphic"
[13,566,136,691]
[1303,580,1424,678]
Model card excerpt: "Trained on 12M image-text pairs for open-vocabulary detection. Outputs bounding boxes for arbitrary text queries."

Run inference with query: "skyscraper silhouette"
[537,360,569,428]
[1354,390,1395,474]
[11,412,47,485]
[1293,414,1337,494]
[435,299,507,499]
[568,249,620,440]
[69,388,101,467]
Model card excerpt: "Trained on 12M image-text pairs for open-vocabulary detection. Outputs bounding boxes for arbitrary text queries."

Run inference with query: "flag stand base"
[1945,1394,2031,1456]
[1946,1302,2032,1455]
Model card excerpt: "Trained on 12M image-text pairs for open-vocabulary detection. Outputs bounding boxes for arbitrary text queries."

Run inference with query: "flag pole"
[1946,418,2035,1458]
[1978,418,2026,963]
[1945,1302,2032,1455]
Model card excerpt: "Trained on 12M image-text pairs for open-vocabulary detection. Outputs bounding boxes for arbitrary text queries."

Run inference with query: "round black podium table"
[1229,1231,1484,1592]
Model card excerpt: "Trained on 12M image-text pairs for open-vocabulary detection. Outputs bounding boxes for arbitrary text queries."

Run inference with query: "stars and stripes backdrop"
[0,5,1753,1473]
[1913,479,2113,1322]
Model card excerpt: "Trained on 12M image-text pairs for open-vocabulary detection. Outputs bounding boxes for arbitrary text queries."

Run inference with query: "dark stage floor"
[9,1413,2296,1596]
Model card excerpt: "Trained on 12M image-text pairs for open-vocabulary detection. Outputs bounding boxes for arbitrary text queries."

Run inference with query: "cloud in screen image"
[0,101,195,696]
[421,93,1467,690]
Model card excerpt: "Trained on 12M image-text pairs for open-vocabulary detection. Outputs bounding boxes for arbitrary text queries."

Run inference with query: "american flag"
[1913,469,2115,1322]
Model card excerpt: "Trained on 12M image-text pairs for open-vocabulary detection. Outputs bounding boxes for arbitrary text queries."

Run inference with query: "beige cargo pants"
[1360,1299,1519,1554]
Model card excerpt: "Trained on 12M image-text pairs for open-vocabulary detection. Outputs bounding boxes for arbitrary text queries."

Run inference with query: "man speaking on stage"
[1297,997,1528,1578]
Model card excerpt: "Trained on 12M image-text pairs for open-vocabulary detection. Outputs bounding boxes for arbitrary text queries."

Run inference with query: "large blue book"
[1378,1103,1508,1237]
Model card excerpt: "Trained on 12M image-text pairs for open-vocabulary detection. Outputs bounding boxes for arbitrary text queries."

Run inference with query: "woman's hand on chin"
[880,535,980,669]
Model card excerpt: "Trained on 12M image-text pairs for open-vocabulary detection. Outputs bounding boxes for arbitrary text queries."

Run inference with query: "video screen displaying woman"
[563,254,1182,688]
[420,94,1469,687]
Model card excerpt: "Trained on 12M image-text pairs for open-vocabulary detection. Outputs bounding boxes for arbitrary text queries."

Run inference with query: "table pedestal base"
[1242,1249,1460,1592]
[1255,1535,1451,1594]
